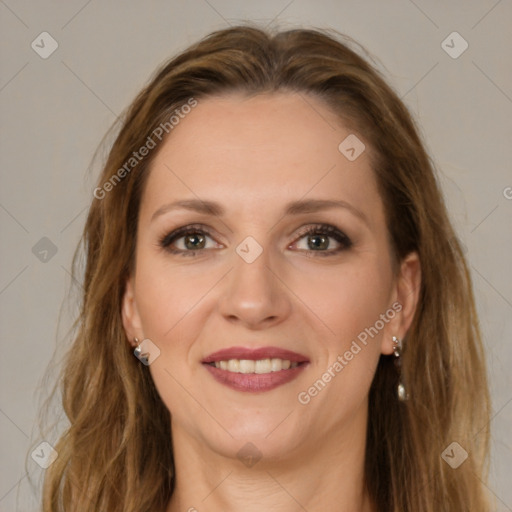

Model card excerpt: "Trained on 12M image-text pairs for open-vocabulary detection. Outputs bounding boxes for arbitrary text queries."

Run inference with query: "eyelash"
[158,223,353,257]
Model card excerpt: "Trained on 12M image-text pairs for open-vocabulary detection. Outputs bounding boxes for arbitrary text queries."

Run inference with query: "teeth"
[255,359,271,374]
[271,358,282,371]
[227,359,240,372]
[240,359,255,373]
[212,358,300,374]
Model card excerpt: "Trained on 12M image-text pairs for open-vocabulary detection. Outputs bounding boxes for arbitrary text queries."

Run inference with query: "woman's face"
[123,91,419,462]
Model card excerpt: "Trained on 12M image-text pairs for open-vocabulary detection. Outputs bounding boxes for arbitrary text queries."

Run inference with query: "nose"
[217,241,292,330]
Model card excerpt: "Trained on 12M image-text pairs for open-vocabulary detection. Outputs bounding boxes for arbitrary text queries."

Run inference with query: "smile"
[202,346,309,392]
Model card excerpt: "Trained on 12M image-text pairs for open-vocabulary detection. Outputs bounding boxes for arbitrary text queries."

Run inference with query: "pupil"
[309,234,328,250]
[185,233,205,250]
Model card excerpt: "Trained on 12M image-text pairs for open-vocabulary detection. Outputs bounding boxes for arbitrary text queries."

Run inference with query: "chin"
[205,426,303,467]
[177,405,305,463]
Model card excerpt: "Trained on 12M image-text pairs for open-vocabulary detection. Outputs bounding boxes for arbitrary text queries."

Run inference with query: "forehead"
[140,92,382,223]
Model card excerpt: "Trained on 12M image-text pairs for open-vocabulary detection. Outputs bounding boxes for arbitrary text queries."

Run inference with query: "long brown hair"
[37,24,491,511]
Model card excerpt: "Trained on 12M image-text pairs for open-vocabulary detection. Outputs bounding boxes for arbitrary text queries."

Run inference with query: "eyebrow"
[150,198,369,225]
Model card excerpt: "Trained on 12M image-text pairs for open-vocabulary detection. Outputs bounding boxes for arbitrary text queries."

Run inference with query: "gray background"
[1,1,511,510]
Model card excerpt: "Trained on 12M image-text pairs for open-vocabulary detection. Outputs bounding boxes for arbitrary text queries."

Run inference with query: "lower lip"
[203,363,308,392]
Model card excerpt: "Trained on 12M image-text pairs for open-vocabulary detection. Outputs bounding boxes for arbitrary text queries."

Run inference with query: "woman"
[40,25,491,511]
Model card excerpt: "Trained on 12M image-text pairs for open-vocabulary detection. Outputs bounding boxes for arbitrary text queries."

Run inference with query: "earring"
[392,336,409,401]
[133,337,149,365]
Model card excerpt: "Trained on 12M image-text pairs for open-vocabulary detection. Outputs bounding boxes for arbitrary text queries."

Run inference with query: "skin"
[122,91,421,512]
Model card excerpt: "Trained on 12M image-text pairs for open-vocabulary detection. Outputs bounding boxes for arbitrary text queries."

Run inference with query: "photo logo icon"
[31,32,59,59]
[441,32,468,59]
[338,134,365,161]
[236,236,263,264]
[441,441,468,469]
[31,441,58,469]
[237,442,263,468]
[32,237,58,262]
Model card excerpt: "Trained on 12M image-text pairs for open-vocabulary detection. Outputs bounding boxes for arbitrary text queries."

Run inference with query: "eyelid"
[293,223,347,239]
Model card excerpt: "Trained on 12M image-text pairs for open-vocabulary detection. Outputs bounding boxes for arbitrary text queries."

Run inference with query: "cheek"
[133,258,212,414]
[290,256,394,350]
[295,261,393,412]
[134,255,211,340]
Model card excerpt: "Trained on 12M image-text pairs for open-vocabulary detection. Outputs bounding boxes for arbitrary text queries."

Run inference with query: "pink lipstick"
[202,346,309,392]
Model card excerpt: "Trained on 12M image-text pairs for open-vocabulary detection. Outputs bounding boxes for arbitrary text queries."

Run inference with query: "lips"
[202,346,309,364]
[202,346,309,393]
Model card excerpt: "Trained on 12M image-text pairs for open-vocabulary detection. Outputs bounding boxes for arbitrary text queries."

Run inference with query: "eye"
[159,224,221,256]
[290,223,352,256]
[158,222,352,257]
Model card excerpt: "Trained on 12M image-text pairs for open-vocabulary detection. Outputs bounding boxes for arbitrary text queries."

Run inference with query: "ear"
[381,251,421,355]
[122,276,144,347]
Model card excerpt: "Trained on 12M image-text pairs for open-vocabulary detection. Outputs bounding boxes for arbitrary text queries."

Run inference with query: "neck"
[166,404,376,512]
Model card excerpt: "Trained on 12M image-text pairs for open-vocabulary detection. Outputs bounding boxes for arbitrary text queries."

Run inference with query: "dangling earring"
[392,336,409,401]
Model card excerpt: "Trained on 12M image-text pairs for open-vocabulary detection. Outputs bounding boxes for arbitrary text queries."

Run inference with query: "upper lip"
[202,346,309,363]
